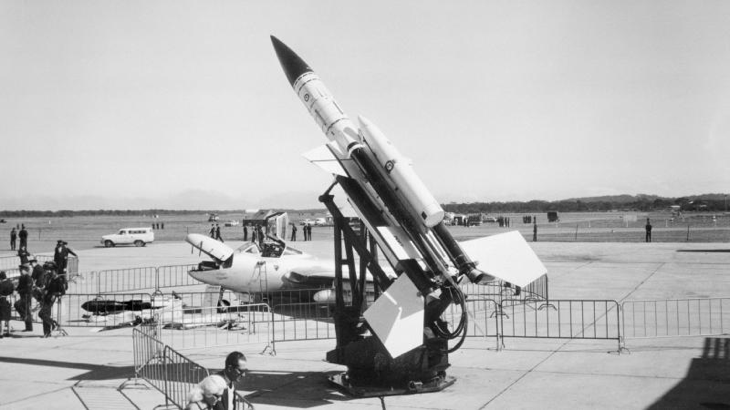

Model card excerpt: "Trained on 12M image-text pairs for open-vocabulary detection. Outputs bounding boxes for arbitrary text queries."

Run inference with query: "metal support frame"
[319,186,455,397]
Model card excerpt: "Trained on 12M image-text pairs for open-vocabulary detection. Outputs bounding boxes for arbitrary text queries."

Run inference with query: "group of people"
[0,239,77,339]
[209,224,223,242]
[297,224,313,241]
[9,224,28,251]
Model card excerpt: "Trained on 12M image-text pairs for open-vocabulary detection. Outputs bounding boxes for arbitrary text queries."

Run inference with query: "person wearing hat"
[15,263,34,332]
[17,245,31,265]
[54,240,78,276]
[0,271,14,338]
[31,260,47,301]
[38,262,63,338]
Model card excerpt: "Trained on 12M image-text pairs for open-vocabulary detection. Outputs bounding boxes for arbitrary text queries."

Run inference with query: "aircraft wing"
[186,233,234,262]
[459,230,547,288]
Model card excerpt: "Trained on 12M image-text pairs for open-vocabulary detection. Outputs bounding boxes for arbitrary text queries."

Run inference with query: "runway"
[0,239,728,409]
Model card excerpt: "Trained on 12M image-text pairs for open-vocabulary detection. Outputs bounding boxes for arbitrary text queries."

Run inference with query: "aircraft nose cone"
[271,35,313,86]
[189,269,216,285]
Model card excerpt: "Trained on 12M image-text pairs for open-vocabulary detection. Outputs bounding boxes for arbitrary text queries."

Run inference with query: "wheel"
[134,240,144,247]
[104,240,114,248]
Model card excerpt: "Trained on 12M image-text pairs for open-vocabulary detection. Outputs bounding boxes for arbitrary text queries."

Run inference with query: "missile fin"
[363,273,424,358]
[302,145,348,176]
[459,231,547,288]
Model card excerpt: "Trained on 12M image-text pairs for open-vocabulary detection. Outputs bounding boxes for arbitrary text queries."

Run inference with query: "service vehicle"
[101,227,155,247]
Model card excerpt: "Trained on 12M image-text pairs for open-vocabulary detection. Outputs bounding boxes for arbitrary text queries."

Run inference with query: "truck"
[547,211,560,223]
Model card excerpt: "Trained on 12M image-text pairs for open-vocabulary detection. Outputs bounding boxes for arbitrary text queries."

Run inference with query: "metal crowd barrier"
[0,254,52,270]
[499,299,622,350]
[130,325,209,409]
[269,302,335,350]
[129,324,254,410]
[461,274,550,307]
[156,303,272,352]
[2,255,78,279]
[68,263,199,294]
[622,298,730,339]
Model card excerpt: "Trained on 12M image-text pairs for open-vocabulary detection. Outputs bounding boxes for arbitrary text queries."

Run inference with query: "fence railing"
[499,299,621,342]
[130,325,209,409]
[156,303,272,351]
[129,324,254,409]
[460,274,549,307]
[622,298,730,339]
[68,263,199,294]
[2,255,78,279]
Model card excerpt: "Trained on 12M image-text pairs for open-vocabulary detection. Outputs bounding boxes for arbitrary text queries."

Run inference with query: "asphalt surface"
[0,239,728,409]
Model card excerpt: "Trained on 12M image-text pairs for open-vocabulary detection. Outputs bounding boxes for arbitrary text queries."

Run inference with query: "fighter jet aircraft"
[186,233,361,305]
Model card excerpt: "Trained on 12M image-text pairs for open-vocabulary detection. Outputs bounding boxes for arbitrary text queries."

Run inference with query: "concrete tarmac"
[0,240,729,409]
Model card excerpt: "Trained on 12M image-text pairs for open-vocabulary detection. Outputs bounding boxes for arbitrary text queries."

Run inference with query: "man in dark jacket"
[18,245,31,265]
[54,240,78,275]
[18,225,28,248]
[38,262,62,337]
[15,263,34,331]
[10,228,16,251]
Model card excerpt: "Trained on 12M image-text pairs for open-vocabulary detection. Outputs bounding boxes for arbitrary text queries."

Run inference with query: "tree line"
[0,195,727,217]
[442,196,729,214]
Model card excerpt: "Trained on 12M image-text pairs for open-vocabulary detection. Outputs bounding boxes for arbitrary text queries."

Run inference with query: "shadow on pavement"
[648,337,730,409]
[0,356,134,381]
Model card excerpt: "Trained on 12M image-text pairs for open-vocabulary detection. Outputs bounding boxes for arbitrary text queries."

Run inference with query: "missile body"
[271,36,490,285]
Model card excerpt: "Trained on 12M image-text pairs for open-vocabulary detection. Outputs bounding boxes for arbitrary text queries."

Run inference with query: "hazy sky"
[2,0,729,210]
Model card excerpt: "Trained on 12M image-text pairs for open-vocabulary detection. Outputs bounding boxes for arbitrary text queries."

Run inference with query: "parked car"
[101,227,154,247]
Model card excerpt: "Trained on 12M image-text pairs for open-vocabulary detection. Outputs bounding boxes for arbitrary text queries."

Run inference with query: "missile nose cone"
[271,35,313,87]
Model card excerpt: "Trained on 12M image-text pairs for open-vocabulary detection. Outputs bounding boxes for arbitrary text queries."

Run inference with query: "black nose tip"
[271,35,314,87]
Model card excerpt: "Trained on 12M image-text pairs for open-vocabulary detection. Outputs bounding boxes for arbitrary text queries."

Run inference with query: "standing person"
[645,218,652,243]
[31,259,47,305]
[10,228,17,250]
[18,224,28,249]
[243,224,248,241]
[0,271,14,338]
[39,262,65,338]
[290,224,297,241]
[251,226,257,244]
[209,224,216,238]
[18,245,31,265]
[256,225,264,248]
[15,263,34,332]
[186,351,249,410]
[533,221,538,242]
[215,224,224,242]
[54,240,78,275]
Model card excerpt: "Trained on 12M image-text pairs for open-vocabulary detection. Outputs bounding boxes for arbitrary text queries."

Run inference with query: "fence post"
[163,346,171,408]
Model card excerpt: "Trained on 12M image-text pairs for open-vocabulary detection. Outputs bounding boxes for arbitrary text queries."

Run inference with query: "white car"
[101,227,154,247]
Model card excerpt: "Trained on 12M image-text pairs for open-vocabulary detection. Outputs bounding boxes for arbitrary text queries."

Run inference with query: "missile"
[271,36,491,285]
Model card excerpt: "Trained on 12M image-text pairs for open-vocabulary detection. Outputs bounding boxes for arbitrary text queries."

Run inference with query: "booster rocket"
[271,36,492,289]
